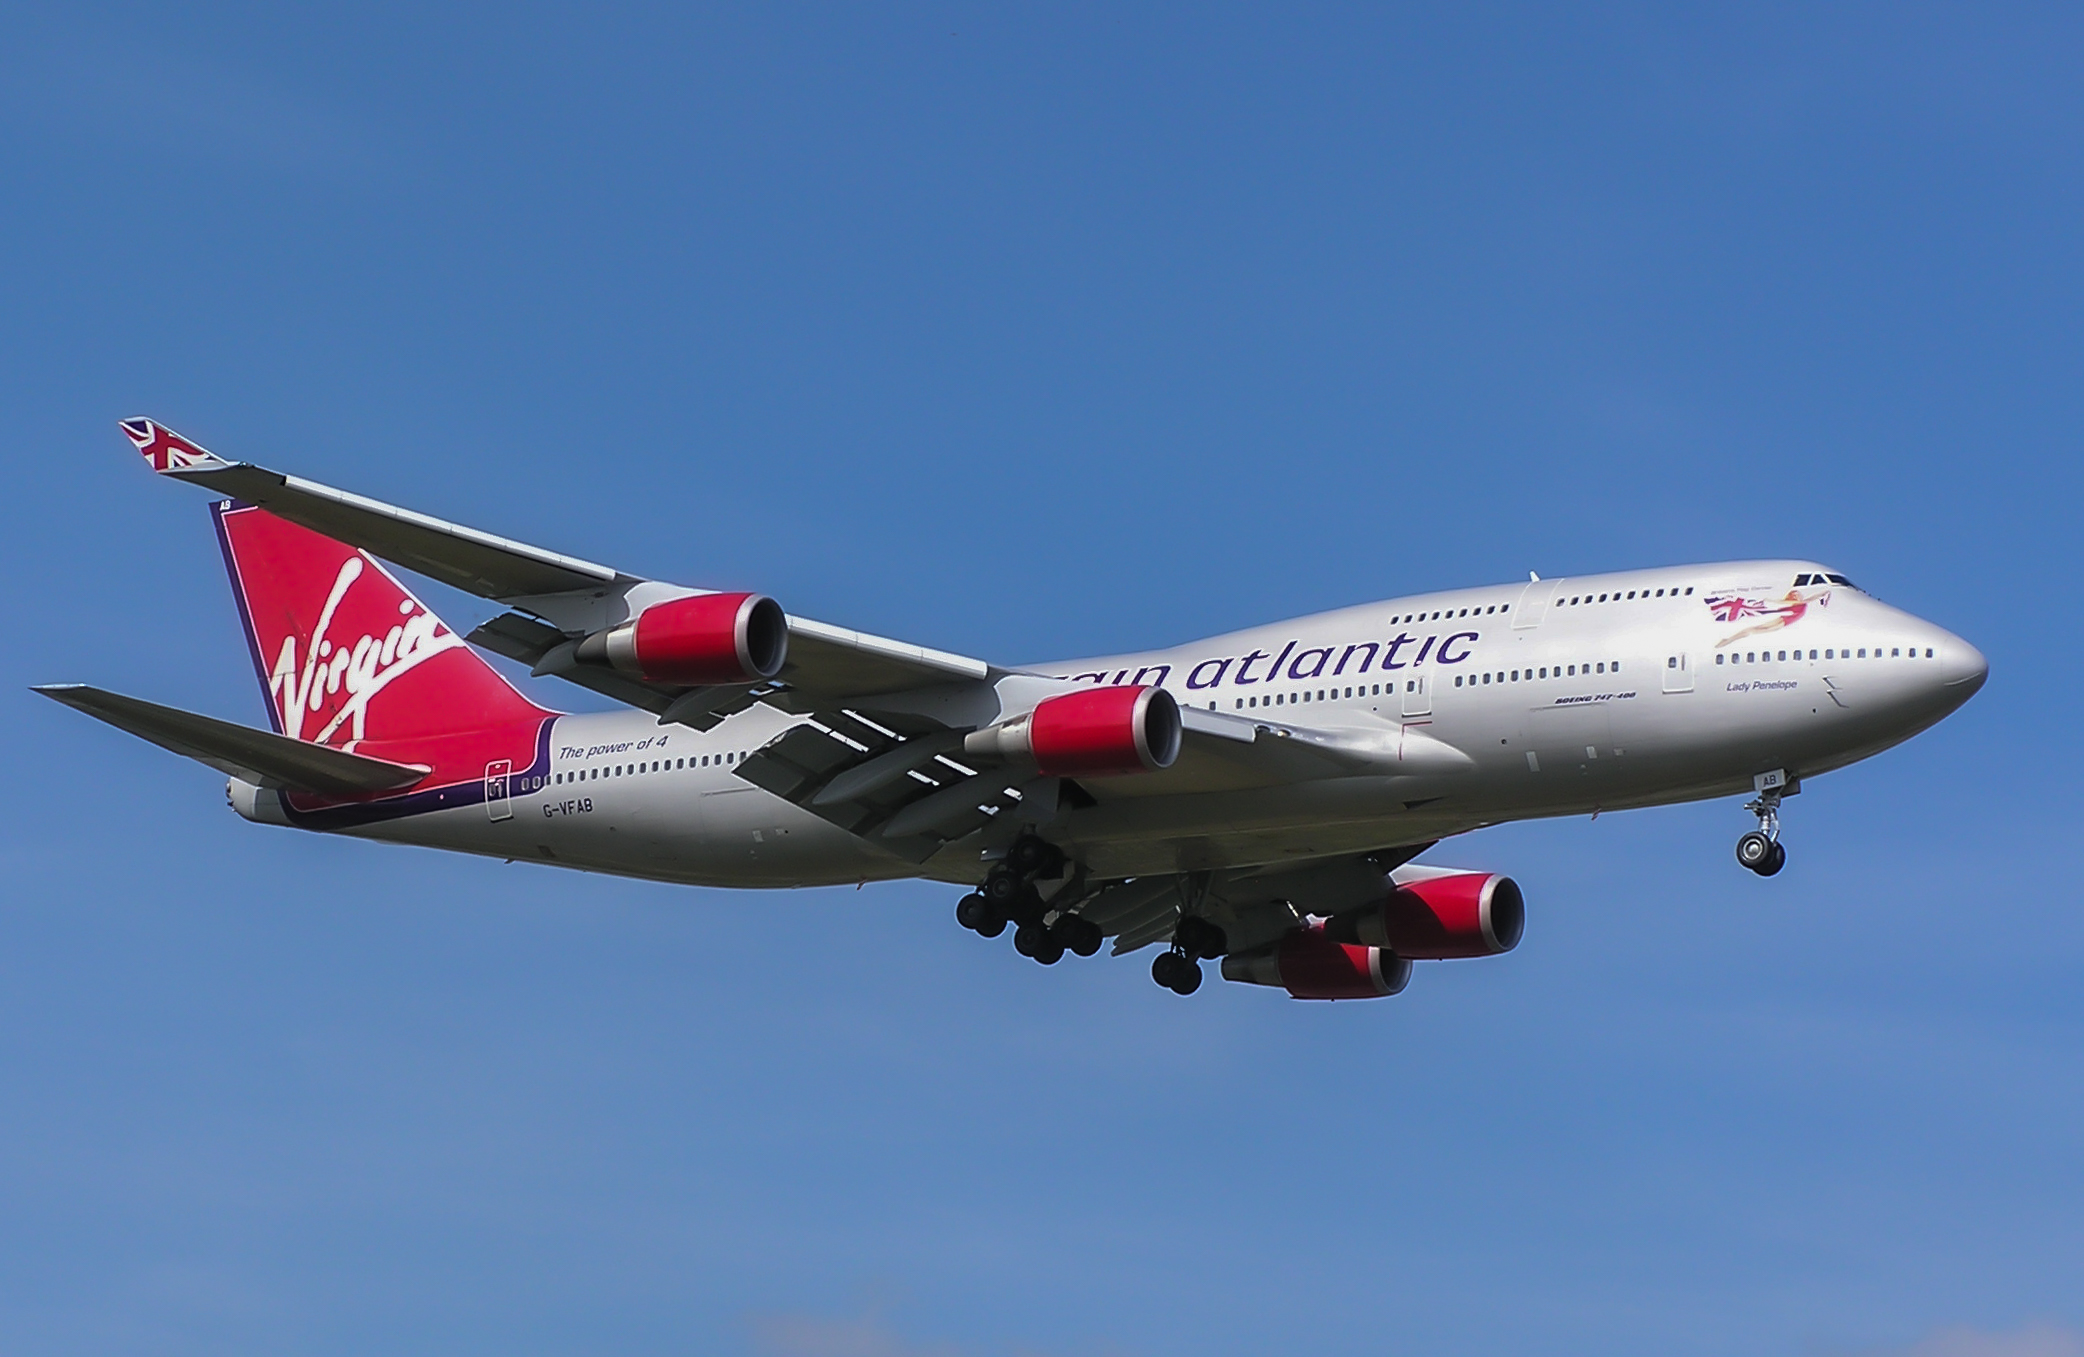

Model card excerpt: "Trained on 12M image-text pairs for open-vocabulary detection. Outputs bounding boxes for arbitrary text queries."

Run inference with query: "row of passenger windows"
[1219,660,1625,709]
[550,751,746,786]
[1716,646,1935,665]
[1455,662,1618,687]
[1235,686,1378,708]
[1559,586,1692,607]
[1389,585,1694,624]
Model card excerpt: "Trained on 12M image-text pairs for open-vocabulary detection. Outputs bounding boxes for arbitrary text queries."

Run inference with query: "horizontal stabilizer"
[32,685,429,795]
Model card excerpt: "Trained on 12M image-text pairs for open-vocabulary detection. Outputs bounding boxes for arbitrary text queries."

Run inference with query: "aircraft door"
[1661,653,1694,694]
[485,759,513,821]
[1513,580,1554,629]
[1400,673,1431,717]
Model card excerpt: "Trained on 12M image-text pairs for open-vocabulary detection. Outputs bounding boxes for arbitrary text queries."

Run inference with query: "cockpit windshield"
[1794,572,1859,590]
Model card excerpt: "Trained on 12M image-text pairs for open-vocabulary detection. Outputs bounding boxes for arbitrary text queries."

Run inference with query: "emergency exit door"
[485,760,513,821]
[1400,674,1431,717]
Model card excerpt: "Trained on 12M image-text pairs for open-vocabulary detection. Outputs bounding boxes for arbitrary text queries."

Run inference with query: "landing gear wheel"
[1013,922,1048,958]
[955,894,985,931]
[1151,950,1202,995]
[983,873,1023,906]
[1032,938,1065,965]
[1058,917,1103,958]
[1756,841,1786,876]
[975,906,1007,938]
[1735,831,1775,872]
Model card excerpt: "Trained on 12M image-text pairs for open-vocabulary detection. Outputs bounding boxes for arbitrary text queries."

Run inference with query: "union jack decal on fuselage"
[1704,587,1830,648]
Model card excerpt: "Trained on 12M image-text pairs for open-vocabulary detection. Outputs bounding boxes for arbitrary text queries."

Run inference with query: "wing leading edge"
[118,419,998,716]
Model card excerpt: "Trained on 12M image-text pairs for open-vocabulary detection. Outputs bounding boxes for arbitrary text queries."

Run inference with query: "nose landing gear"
[1735,769,1795,876]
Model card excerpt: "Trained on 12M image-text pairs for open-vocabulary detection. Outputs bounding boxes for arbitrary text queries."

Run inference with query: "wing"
[120,419,996,726]
[115,420,1471,868]
[34,685,428,794]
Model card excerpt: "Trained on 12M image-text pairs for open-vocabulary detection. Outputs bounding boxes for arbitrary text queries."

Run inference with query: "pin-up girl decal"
[1705,586,1831,649]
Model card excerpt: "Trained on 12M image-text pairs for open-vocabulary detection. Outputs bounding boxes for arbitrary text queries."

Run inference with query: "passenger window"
[1716,654,1725,665]
[1925,648,1934,658]
[1892,648,1900,657]
[1777,651,1785,661]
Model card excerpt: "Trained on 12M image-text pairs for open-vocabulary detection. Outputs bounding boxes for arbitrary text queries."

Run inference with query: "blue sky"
[3,5,2080,1354]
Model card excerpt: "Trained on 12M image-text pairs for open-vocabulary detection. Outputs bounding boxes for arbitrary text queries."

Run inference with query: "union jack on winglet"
[119,417,231,474]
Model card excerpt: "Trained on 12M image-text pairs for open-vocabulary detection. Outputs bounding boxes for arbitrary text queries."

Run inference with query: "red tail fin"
[213,501,551,750]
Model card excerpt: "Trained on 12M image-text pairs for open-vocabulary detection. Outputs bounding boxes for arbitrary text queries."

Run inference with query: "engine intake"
[1348,871,1524,959]
[1222,929,1412,1000]
[964,686,1182,778]
[577,592,788,686]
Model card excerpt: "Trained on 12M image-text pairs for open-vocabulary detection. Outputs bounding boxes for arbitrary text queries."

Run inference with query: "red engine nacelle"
[964,685,1183,778]
[579,592,788,686]
[1221,929,1413,1000]
[1350,870,1525,959]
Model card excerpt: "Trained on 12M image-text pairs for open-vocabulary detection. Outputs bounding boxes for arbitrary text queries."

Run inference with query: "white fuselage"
[264,560,1984,887]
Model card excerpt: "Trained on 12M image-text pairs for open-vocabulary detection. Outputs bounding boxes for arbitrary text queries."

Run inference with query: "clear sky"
[3,6,2080,1355]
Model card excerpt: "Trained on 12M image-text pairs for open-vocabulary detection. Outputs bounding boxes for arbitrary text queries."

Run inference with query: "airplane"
[36,419,1988,999]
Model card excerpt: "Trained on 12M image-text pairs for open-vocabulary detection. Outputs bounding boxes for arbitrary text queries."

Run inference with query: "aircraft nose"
[1938,634,1989,698]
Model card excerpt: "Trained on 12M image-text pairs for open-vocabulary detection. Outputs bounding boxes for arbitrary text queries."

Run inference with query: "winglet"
[119,417,232,474]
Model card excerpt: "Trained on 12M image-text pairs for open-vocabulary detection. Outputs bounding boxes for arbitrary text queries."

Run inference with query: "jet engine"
[1345,870,1525,959]
[576,592,788,686]
[1221,929,1413,999]
[963,685,1182,777]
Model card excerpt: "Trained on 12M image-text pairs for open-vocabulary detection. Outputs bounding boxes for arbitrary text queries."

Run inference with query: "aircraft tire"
[1061,918,1103,958]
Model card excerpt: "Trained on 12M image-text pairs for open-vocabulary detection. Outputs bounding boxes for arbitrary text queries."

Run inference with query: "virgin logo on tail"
[216,502,546,751]
[265,554,464,746]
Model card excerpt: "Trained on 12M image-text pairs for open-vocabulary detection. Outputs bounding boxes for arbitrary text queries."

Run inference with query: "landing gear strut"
[1736,770,1793,877]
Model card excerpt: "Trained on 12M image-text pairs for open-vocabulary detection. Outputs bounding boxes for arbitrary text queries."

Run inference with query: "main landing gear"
[954,836,1104,965]
[1152,915,1227,997]
[1735,769,1795,877]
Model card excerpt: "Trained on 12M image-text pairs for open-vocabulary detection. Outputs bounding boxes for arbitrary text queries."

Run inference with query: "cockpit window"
[1797,572,1860,589]
[1825,573,1857,588]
